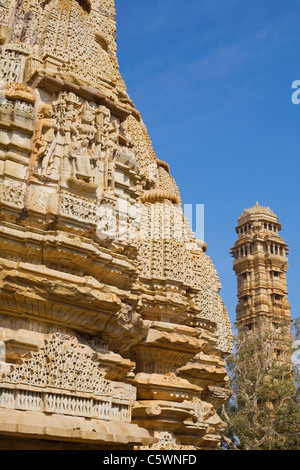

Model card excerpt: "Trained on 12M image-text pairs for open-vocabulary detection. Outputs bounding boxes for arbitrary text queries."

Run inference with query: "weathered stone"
[0,0,233,450]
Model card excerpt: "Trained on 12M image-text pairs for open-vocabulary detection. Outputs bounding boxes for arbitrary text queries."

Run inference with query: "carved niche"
[30,91,118,194]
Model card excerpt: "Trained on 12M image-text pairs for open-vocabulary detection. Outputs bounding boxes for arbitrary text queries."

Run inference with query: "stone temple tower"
[0,0,233,450]
[231,203,291,331]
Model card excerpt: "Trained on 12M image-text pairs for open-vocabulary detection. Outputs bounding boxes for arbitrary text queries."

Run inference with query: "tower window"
[77,0,91,13]
[270,271,280,279]
[272,294,283,302]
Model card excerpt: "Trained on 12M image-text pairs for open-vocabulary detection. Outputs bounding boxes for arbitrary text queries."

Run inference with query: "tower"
[228,204,298,451]
[231,203,291,332]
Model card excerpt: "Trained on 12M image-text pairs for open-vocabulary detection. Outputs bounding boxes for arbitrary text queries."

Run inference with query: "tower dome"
[238,202,278,224]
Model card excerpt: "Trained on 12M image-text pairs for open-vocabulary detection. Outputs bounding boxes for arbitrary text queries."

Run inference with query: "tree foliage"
[220,319,300,450]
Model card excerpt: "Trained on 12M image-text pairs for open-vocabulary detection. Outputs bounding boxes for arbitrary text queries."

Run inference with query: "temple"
[0,0,233,450]
[230,202,293,371]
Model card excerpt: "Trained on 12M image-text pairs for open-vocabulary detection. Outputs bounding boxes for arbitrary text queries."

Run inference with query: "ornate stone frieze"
[0,334,136,422]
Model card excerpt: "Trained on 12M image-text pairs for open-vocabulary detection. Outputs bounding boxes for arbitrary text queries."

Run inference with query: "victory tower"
[0,0,233,450]
[231,203,291,333]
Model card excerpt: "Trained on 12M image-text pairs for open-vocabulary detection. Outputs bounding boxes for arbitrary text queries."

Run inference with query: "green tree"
[220,318,300,450]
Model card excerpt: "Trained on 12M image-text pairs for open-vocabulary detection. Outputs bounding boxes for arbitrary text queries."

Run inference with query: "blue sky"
[115,0,300,326]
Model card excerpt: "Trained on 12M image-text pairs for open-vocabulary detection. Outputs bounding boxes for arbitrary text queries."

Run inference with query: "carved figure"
[33,104,57,176]
[0,51,22,83]
[68,104,97,183]
[106,119,119,190]
[69,136,97,183]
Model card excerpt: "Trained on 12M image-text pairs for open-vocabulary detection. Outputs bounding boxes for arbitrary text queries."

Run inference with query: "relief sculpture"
[0,0,233,451]
[31,93,110,189]
[33,103,57,178]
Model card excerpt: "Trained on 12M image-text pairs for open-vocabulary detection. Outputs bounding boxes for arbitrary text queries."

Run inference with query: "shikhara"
[0,0,232,450]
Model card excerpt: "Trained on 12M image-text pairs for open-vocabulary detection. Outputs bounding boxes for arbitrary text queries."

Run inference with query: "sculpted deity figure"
[50,92,81,177]
[97,105,111,146]
[33,104,57,176]
[60,93,79,150]
[68,105,97,183]
[106,119,119,190]
[69,136,97,183]
[76,105,96,143]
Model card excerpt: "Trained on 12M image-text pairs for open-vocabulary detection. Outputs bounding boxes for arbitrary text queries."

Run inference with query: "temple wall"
[0,0,233,450]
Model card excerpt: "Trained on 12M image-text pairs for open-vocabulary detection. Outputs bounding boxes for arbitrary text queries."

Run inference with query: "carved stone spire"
[0,0,233,450]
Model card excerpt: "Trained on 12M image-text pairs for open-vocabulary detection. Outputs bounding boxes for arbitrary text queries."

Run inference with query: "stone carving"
[0,0,233,451]
[4,334,107,394]
[0,0,12,30]
[106,119,119,190]
[33,104,58,177]
[31,92,112,188]
[0,49,24,83]
[1,81,35,103]
[60,194,98,224]
[126,115,157,182]
[36,0,115,88]
[68,106,97,185]
[0,183,26,208]
[139,431,195,451]
[0,83,35,191]
[0,334,136,422]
